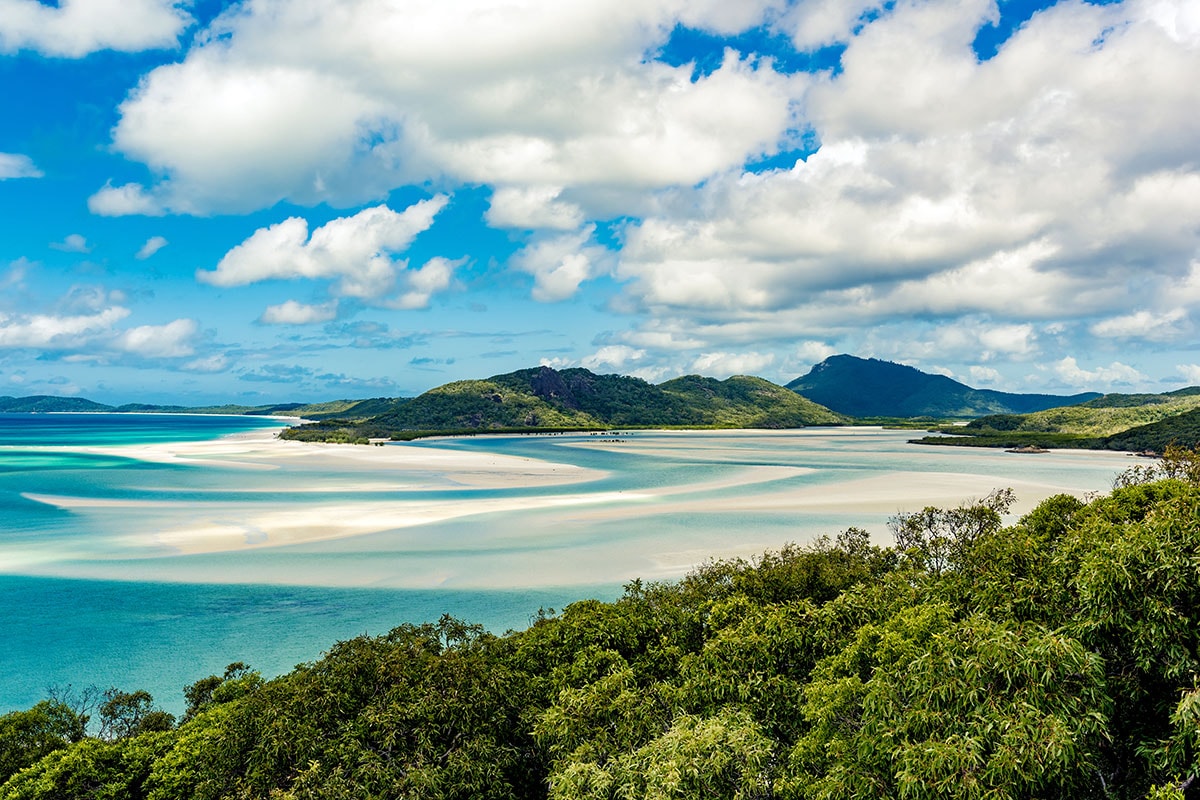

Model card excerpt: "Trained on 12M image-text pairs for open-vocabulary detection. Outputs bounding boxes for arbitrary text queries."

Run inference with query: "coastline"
[7,423,1144,588]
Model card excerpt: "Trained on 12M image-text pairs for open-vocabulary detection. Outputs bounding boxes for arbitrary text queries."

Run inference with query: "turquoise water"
[0,415,1139,715]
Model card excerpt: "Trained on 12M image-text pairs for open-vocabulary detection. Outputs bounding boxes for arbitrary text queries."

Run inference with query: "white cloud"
[511,226,612,302]
[781,0,890,49]
[969,366,1001,385]
[1089,308,1189,342]
[1177,364,1200,386]
[605,0,1200,366]
[88,182,167,217]
[258,299,339,325]
[0,153,41,179]
[0,306,130,349]
[199,197,448,301]
[49,234,90,254]
[0,0,191,57]
[100,0,798,214]
[580,345,647,372]
[388,257,462,310]
[1054,357,1146,389]
[183,354,230,373]
[690,351,776,378]
[485,186,584,230]
[135,236,169,260]
[113,318,198,358]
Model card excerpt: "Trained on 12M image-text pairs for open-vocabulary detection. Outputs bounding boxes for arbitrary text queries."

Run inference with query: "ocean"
[0,414,1139,715]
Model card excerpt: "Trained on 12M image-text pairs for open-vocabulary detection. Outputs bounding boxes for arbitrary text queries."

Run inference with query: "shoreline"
[5,424,1145,588]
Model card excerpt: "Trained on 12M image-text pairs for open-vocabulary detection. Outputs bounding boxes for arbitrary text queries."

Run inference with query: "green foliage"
[97,690,173,741]
[791,608,1109,800]
[0,732,175,800]
[888,488,1014,577]
[7,462,1200,799]
[283,365,846,442]
[0,702,86,784]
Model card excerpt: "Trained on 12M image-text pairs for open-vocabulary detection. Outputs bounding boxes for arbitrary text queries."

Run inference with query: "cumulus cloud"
[259,299,339,326]
[781,0,890,49]
[0,153,41,180]
[485,186,584,230]
[135,236,169,260]
[183,354,230,373]
[1177,364,1200,385]
[98,0,798,214]
[600,0,1200,372]
[88,182,167,216]
[199,197,448,302]
[512,226,613,302]
[113,318,198,358]
[388,257,463,310]
[1054,357,1146,389]
[0,0,192,57]
[690,351,777,378]
[969,366,1002,385]
[0,306,130,350]
[49,234,90,254]
[1089,308,1189,342]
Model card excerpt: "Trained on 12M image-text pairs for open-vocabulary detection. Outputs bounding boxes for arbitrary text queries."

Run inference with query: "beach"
[9,425,1142,589]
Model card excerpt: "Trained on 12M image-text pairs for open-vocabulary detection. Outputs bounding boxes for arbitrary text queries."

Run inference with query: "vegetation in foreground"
[4,450,1200,799]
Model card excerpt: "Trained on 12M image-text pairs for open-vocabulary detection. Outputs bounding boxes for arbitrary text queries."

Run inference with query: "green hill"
[659,374,845,427]
[910,387,1200,450]
[787,355,1099,418]
[0,395,114,413]
[962,388,1200,437]
[284,366,847,442]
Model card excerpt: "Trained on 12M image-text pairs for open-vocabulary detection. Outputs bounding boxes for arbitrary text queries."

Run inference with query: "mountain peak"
[788,355,1099,418]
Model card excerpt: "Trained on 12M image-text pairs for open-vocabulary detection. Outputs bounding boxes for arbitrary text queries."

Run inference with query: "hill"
[0,395,405,421]
[787,355,1099,418]
[912,387,1200,450]
[284,366,846,442]
[0,395,114,413]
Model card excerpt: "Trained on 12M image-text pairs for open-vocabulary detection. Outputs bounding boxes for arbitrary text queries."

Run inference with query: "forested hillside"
[4,450,1200,799]
[914,388,1200,450]
[283,366,846,442]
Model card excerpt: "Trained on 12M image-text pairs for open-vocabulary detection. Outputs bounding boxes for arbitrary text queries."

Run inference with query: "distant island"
[787,354,1101,418]
[6,354,1198,452]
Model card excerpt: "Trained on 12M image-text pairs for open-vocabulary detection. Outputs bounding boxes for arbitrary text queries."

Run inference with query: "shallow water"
[0,415,1140,714]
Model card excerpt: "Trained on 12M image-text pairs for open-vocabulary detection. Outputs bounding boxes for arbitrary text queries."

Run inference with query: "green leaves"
[793,609,1109,800]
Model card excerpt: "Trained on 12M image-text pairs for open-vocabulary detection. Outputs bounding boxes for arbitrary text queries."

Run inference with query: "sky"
[1,0,1198,405]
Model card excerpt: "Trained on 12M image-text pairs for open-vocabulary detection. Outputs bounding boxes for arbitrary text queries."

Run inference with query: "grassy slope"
[912,388,1200,450]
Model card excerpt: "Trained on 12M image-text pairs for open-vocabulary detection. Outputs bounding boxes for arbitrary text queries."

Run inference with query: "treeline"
[4,451,1200,799]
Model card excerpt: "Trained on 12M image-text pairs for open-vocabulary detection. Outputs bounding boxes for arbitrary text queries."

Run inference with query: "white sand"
[13,428,1143,586]
[22,427,606,489]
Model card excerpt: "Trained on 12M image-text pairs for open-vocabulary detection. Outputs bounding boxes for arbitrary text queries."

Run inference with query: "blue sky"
[1,0,1198,404]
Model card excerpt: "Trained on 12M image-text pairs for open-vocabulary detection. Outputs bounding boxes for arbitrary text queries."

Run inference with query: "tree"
[889,488,1014,577]
[0,701,87,784]
[98,690,173,741]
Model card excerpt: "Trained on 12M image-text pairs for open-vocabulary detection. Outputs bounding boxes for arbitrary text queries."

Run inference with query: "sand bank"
[24,427,607,489]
